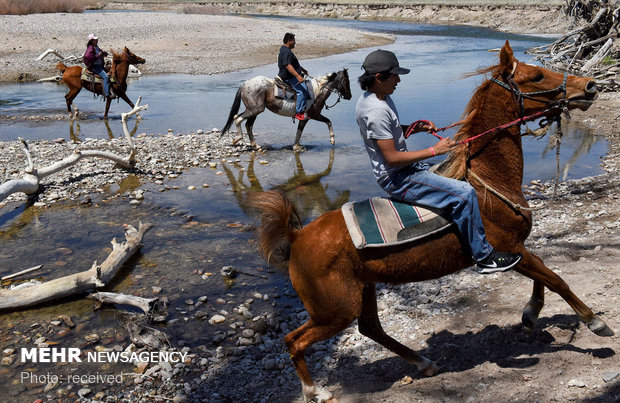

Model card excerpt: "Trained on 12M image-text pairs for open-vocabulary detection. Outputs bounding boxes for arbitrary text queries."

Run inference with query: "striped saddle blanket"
[341,197,453,249]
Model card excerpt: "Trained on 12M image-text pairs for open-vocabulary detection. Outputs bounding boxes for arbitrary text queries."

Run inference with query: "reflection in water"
[69,120,81,142]
[540,120,603,182]
[222,148,350,220]
[68,115,142,142]
[0,204,42,240]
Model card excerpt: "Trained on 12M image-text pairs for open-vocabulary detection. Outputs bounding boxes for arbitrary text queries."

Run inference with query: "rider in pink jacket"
[84,33,114,99]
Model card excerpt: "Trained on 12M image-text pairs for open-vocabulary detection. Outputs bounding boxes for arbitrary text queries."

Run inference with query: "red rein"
[404,105,560,145]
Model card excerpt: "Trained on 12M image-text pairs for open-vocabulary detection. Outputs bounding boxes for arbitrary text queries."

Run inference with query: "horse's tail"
[221,86,242,134]
[56,62,67,75]
[246,190,302,273]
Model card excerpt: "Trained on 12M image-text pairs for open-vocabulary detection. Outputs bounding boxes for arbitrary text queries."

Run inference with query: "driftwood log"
[88,291,169,322]
[0,100,147,204]
[528,0,619,91]
[0,222,153,311]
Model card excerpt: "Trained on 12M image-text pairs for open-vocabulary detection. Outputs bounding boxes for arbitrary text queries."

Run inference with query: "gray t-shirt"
[355,91,407,185]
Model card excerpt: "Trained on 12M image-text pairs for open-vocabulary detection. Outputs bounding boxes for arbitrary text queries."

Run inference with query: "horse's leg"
[293,120,309,153]
[65,87,81,118]
[285,318,350,402]
[245,116,258,148]
[358,283,440,376]
[117,90,135,109]
[522,254,546,331]
[103,96,112,120]
[307,112,335,146]
[516,251,613,336]
[231,111,258,146]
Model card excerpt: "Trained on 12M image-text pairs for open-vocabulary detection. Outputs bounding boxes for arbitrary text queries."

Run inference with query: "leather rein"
[406,62,571,212]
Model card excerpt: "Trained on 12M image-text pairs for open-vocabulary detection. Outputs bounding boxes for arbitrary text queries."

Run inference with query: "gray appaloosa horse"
[221,69,351,152]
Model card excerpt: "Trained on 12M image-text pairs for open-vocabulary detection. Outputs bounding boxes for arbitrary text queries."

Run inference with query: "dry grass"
[0,0,87,15]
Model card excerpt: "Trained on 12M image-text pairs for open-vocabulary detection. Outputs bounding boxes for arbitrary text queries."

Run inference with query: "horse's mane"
[436,65,498,180]
[110,49,124,60]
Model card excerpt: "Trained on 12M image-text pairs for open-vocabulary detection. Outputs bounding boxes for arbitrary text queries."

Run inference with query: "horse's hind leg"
[285,319,349,402]
[244,116,258,147]
[517,251,614,336]
[358,283,439,376]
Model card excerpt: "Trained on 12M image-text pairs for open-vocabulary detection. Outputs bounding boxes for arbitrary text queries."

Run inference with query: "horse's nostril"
[586,81,597,95]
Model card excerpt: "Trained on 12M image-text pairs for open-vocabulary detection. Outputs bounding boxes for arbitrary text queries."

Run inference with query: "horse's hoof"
[330,138,335,145]
[588,316,614,337]
[521,310,539,332]
[419,359,439,377]
[293,145,306,153]
[232,136,242,145]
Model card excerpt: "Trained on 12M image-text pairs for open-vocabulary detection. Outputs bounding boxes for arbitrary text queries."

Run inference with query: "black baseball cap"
[362,49,410,75]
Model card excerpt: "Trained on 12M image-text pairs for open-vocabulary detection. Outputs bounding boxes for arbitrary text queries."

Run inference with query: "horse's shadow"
[329,314,615,396]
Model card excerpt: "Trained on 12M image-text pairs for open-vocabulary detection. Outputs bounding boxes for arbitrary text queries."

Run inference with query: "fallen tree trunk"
[0,222,153,311]
[0,101,148,203]
[88,291,169,322]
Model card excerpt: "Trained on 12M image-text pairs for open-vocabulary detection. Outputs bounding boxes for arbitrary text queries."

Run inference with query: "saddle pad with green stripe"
[341,197,452,249]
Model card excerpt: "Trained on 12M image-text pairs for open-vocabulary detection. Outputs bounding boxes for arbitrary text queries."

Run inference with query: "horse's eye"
[533,73,544,82]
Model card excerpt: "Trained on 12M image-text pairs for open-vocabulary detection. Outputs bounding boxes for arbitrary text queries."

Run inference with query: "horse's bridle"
[467,63,571,211]
[490,62,568,118]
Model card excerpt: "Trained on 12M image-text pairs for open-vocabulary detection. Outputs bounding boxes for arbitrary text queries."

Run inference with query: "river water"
[0,17,609,399]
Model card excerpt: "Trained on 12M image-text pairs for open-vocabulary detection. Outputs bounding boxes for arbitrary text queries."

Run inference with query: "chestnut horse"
[56,47,145,119]
[221,69,352,152]
[247,41,610,402]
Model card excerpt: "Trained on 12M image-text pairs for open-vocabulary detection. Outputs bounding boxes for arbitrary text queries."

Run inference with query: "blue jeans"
[90,64,111,97]
[286,77,310,113]
[381,163,493,261]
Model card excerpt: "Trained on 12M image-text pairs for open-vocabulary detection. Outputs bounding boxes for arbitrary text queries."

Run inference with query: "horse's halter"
[490,61,568,118]
[321,72,349,110]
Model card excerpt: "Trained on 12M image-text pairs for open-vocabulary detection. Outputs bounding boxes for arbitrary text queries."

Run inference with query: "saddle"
[341,197,453,249]
[274,76,295,100]
[81,67,116,84]
[273,76,316,108]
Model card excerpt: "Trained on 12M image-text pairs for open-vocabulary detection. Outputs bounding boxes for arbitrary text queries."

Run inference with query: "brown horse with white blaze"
[247,41,610,402]
[56,47,145,119]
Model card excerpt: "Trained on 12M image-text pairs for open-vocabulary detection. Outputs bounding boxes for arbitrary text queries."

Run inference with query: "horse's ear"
[499,40,514,74]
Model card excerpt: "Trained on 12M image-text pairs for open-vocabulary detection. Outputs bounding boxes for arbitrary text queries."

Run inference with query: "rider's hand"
[432,137,457,155]
[420,121,437,133]
[297,75,305,83]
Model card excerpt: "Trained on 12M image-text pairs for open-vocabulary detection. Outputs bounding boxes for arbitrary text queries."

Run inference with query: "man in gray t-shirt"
[355,49,522,274]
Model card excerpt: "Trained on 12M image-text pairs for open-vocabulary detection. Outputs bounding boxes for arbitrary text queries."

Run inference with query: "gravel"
[0,11,392,81]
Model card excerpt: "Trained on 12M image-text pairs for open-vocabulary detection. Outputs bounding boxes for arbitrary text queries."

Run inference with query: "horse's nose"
[585,80,597,98]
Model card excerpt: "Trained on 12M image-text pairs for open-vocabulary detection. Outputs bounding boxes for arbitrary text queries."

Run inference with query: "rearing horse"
[247,41,609,402]
[56,47,145,119]
[221,69,352,152]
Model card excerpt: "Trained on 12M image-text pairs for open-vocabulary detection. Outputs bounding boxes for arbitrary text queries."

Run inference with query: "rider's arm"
[376,137,456,168]
[286,64,304,83]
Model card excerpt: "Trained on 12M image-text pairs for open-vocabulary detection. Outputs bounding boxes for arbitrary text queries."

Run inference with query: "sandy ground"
[0,5,619,402]
[0,12,392,82]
